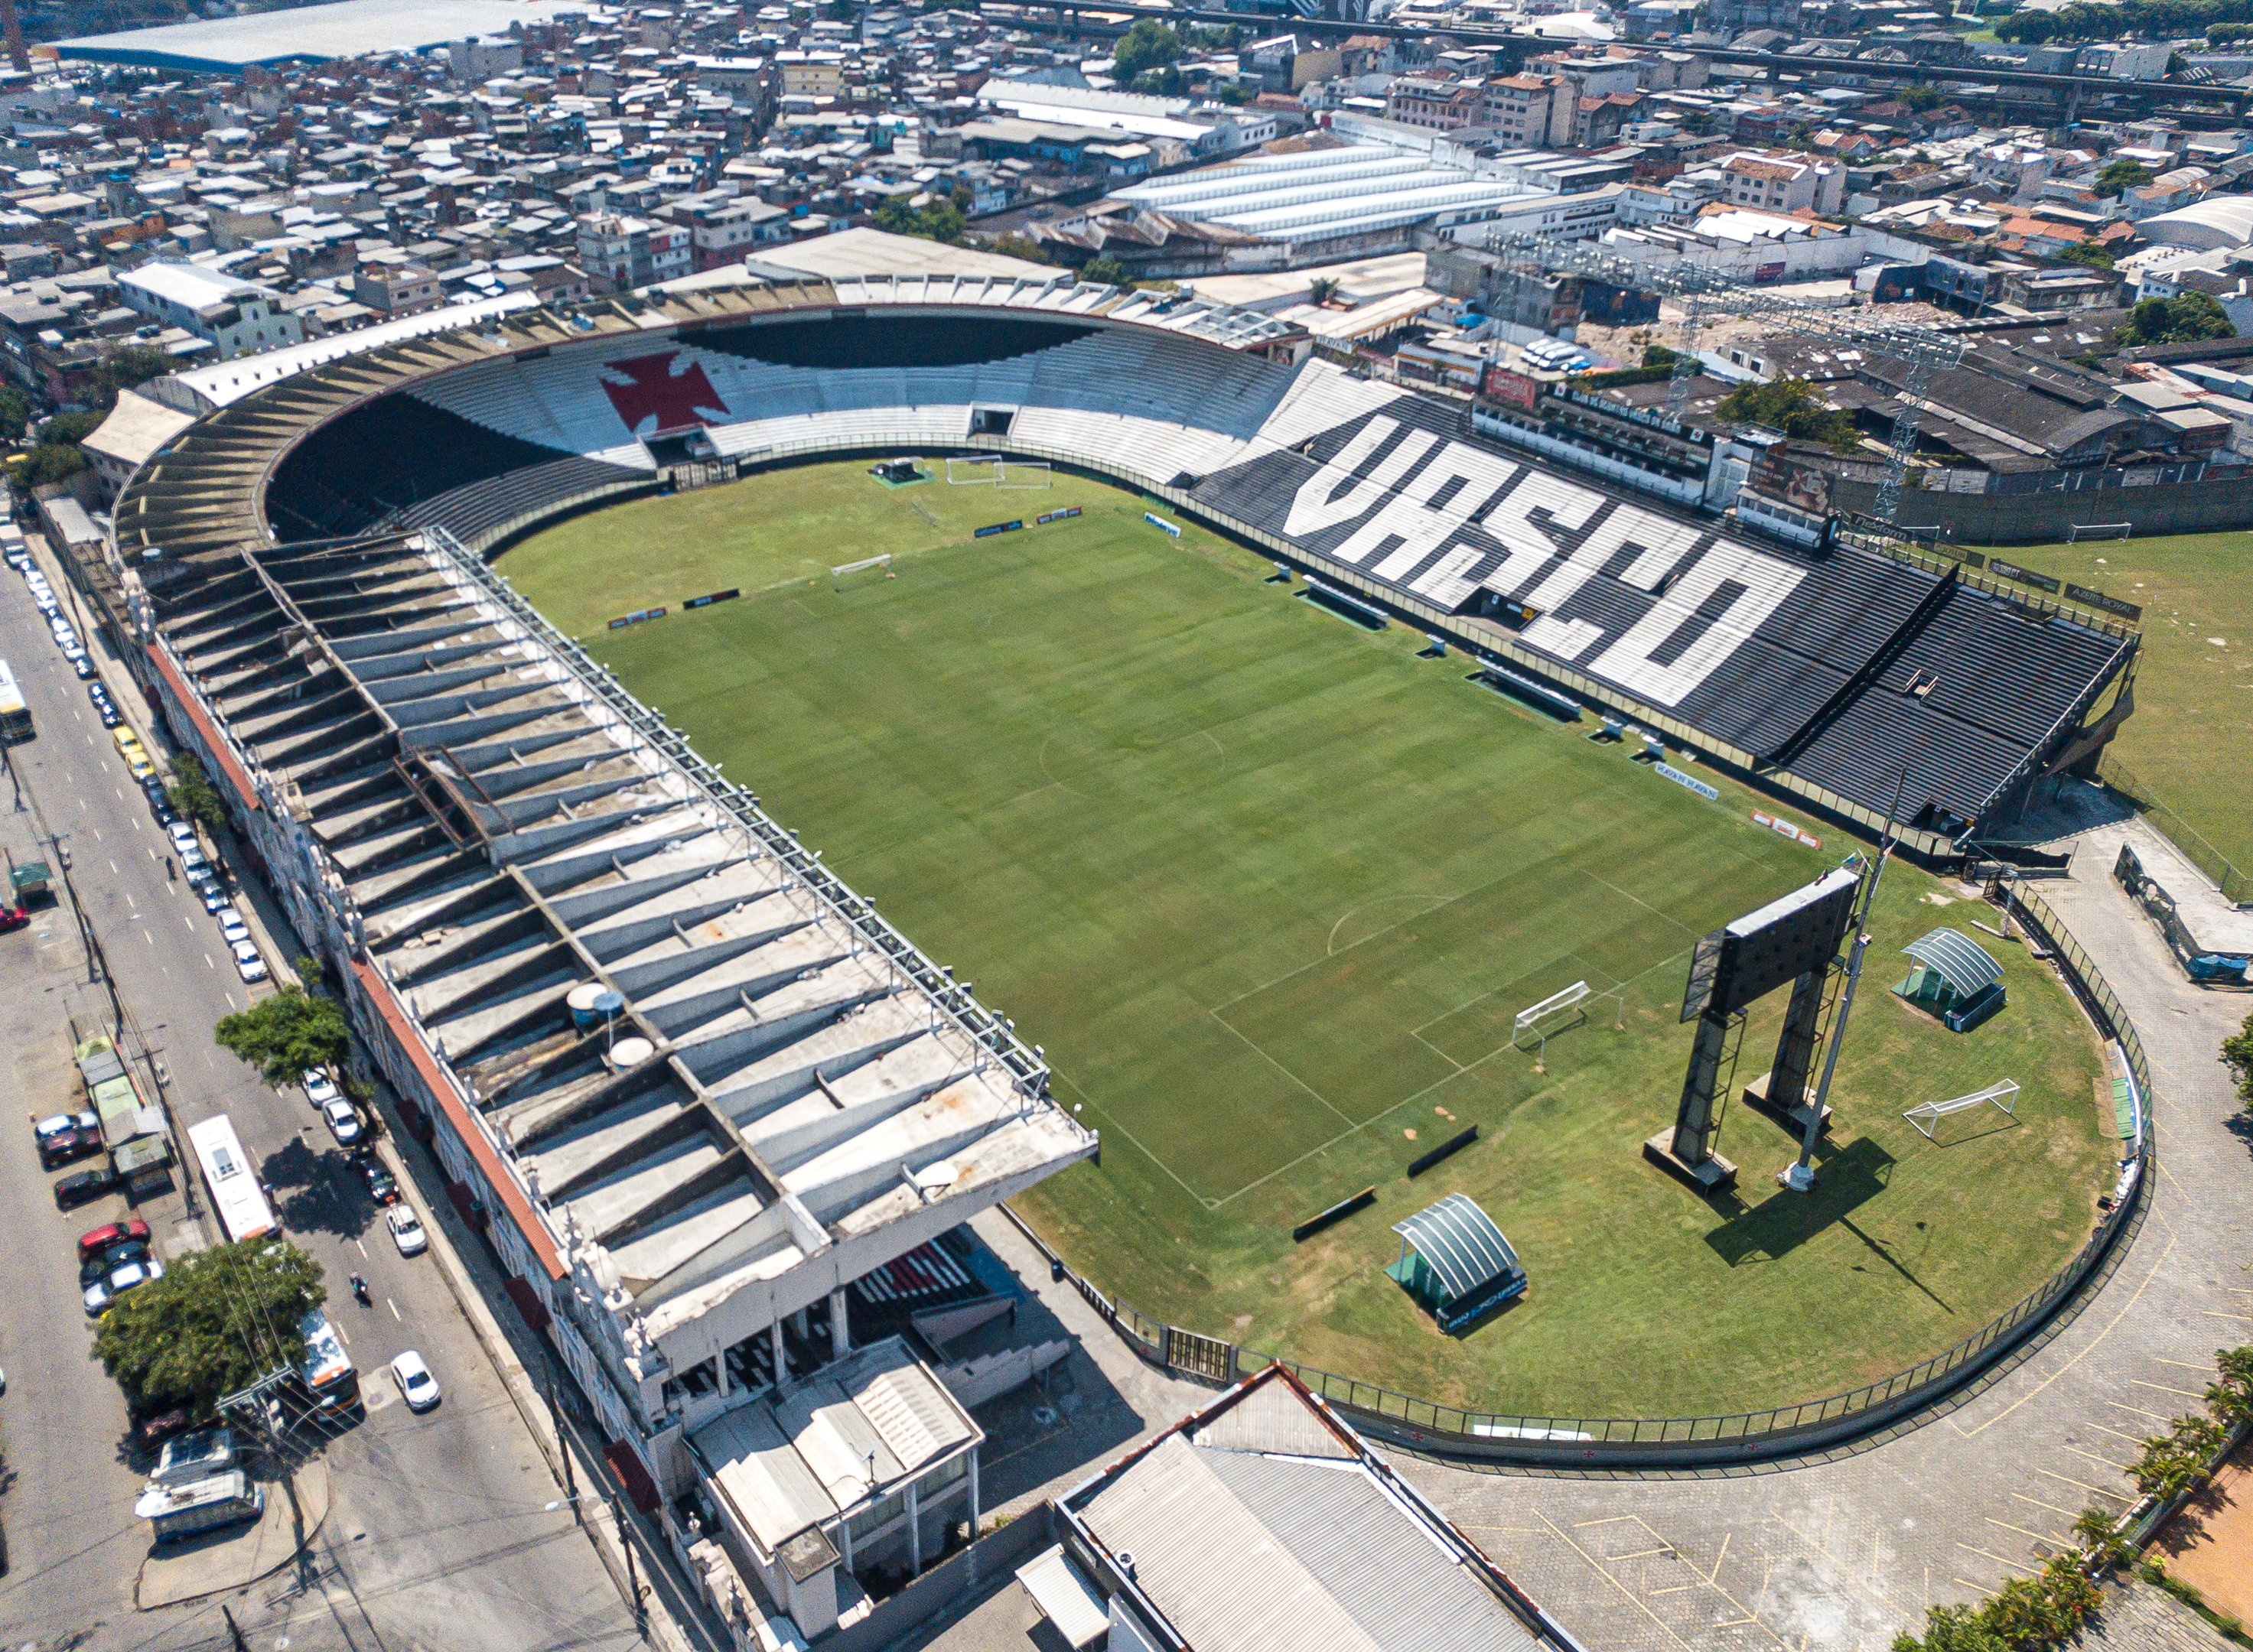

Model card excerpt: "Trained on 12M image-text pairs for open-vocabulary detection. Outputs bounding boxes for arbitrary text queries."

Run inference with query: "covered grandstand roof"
[141,509,1095,1402]
[55,0,579,72]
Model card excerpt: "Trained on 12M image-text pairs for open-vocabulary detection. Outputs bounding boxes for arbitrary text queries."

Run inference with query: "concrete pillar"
[771,1319,787,1390]
[967,1446,980,1538]
[829,1286,848,1358]
[906,1478,921,1576]
[839,1517,853,1572]
[715,1352,731,1397]
[792,1305,810,1338]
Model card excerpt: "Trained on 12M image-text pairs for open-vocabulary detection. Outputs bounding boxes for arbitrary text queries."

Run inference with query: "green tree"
[2120,292,2237,346]
[2072,1504,2126,1569]
[983,233,1050,265]
[0,383,29,444]
[93,1239,325,1418]
[1112,18,1180,82]
[2208,1345,2253,1419]
[166,752,227,835]
[9,442,86,487]
[1307,276,1340,305]
[873,197,966,244]
[1079,254,1132,288]
[87,343,176,411]
[2095,158,2154,199]
[1891,1603,2011,1652]
[2222,1008,2253,1108]
[1898,83,1945,111]
[214,958,352,1088]
[2058,241,2116,270]
[2211,19,2253,41]
[2133,1412,2225,1499]
[1217,80,1253,106]
[1716,376,1864,452]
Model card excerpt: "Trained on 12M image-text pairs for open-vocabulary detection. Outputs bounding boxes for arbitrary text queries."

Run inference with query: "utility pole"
[610,1488,647,1638]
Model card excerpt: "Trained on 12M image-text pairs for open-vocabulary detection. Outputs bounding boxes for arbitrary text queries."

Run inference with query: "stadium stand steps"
[270,395,571,539]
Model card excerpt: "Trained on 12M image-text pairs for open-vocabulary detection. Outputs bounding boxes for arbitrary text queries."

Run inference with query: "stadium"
[113,268,2145,1463]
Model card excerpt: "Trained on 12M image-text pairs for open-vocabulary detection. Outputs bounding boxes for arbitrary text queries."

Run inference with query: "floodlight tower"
[1480,228,1968,525]
[1779,774,1910,1192]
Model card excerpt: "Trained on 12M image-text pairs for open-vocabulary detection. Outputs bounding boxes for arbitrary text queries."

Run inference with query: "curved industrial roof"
[2141,197,2253,251]
[1392,1193,1522,1303]
[1903,928,2004,997]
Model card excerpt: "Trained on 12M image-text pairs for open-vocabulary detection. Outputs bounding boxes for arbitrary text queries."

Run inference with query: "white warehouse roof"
[2140,197,2253,252]
[1114,145,1539,248]
[57,0,582,72]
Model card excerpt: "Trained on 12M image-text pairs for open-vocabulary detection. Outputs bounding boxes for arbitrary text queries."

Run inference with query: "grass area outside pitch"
[1964,531,2253,883]
[506,461,2116,1419]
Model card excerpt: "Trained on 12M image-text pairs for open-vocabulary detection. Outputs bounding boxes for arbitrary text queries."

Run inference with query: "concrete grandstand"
[116,273,2134,851]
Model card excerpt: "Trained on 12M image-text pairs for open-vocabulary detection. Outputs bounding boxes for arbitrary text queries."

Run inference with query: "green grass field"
[1965,532,2253,885]
[508,461,2116,1418]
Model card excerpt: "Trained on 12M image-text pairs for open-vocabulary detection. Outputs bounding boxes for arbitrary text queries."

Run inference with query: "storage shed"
[1386,1192,1526,1333]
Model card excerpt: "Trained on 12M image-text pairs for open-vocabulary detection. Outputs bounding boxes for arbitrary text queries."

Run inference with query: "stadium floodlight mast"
[1481,227,1968,525]
[1779,768,1910,1192]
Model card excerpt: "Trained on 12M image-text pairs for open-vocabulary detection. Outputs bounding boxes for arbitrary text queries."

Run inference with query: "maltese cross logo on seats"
[598,350,729,434]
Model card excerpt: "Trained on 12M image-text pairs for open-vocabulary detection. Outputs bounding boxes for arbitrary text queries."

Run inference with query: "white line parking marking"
[203,953,214,971]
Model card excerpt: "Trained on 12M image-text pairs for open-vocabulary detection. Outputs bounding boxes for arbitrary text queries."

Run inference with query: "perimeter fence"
[1005,881,2152,1468]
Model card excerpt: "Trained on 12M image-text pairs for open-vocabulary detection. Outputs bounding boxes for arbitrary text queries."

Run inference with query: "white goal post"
[945,456,1053,488]
[1903,1079,2020,1140]
[1511,980,1624,1071]
[831,553,892,590]
[2066,522,2131,542]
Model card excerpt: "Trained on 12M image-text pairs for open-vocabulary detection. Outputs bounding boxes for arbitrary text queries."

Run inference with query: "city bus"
[298,1308,359,1413]
[0,659,30,743]
[186,1114,276,1244]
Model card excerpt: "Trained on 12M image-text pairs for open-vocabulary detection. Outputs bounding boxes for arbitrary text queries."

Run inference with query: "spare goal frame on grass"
[1903,1079,2020,1139]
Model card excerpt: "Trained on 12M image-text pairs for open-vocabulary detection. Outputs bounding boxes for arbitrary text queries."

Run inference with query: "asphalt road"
[0,554,643,1652]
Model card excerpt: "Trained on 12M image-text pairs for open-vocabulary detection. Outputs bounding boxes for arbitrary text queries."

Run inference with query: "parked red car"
[78,1218,151,1263]
[0,906,28,933]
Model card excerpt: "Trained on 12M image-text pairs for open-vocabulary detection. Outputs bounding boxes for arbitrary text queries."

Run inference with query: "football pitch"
[506,460,2117,1418]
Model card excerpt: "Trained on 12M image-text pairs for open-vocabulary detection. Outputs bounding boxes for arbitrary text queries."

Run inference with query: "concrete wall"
[1835,473,2253,542]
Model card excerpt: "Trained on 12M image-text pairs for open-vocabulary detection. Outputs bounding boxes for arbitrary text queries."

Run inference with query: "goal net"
[2066,522,2131,542]
[1512,980,1590,1052]
[832,553,894,591]
[946,456,1053,489]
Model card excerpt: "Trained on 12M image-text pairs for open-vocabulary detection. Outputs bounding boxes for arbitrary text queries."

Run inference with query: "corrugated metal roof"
[1077,1435,1382,1651]
[1903,928,2003,997]
[1195,1447,1545,1652]
[1392,1193,1522,1303]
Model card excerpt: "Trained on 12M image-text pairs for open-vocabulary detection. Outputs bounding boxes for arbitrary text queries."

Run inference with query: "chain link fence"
[1004,881,2150,1468]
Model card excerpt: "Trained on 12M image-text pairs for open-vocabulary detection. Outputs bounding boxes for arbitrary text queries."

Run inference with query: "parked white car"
[231,940,269,983]
[386,1206,428,1257]
[321,1098,361,1146]
[302,1069,340,1107]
